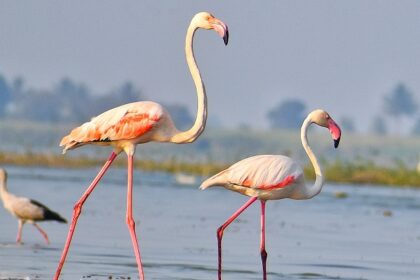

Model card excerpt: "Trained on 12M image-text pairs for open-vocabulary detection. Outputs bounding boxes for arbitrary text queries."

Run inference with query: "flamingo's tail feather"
[60,123,95,152]
[199,170,228,190]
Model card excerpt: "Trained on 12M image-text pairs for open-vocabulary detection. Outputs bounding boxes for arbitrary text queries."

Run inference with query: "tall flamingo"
[54,12,228,280]
[0,168,67,245]
[200,109,342,280]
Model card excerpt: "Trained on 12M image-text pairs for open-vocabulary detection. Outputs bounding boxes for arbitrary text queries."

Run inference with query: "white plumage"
[201,155,304,200]
[54,12,229,280]
[0,168,67,244]
[200,109,342,280]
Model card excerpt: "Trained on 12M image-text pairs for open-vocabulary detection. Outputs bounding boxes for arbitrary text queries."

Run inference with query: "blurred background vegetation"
[0,73,418,186]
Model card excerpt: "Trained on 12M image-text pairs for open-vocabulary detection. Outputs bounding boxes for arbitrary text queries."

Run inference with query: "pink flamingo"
[53,12,228,280]
[200,109,342,280]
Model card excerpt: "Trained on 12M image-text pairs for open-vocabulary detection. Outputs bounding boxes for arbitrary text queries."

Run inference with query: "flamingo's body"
[61,101,173,152]
[201,155,306,200]
[0,168,67,244]
[201,109,342,280]
[54,12,228,280]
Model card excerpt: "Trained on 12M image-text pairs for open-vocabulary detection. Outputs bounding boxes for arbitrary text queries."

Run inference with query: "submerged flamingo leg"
[217,196,258,280]
[54,151,118,280]
[16,220,23,244]
[260,200,267,280]
[34,223,50,245]
[125,154,145,280]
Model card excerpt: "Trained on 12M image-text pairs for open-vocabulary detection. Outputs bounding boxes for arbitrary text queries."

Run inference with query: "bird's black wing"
[30,199,67,223]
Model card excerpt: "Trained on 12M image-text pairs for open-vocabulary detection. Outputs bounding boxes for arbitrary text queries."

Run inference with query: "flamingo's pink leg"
[125,154,145,280]
[54,151,118,280]
[217,196,258,280]
[260,200,267,280]
[16,220,23,244]
[34,223,50,245]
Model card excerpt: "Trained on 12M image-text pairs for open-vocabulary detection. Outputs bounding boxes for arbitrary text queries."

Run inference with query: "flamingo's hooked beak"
[210,17,229,45]
[328,118,341,148]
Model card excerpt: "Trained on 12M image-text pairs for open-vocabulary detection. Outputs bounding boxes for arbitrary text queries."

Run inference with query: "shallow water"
[0,165,419,280]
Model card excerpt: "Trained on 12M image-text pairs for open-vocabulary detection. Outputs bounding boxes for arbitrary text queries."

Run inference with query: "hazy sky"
[1,1,420,131]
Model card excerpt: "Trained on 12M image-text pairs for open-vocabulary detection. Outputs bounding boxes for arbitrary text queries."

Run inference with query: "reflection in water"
[0,165,419,279]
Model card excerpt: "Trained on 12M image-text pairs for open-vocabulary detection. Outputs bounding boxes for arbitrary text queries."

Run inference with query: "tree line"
[0,74,418,135]
[266,83,420,135]
[0,74,193,129]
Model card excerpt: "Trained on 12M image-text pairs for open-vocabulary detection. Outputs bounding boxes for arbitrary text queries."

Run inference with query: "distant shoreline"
[0,151,418,188]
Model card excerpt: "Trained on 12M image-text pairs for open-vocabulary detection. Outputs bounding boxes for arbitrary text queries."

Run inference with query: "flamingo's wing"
[200,155,303,190]
[60,101,163,151]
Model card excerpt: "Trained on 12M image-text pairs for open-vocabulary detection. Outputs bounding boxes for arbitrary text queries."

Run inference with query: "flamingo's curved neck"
[300,116,324,199]
[0,178,8,201]
[171,23,207,143]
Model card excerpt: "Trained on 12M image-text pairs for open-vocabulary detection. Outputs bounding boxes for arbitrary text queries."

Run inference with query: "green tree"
[340,116,356,132]
[412,118,420,135]
[383,83,418,125]
[53,78,91,122]
[267,99,306,129]
[371,116,387,135]
[0,74,11,116]
[94,82,143,116]
[383,83,418,134]
[164,104,193,130]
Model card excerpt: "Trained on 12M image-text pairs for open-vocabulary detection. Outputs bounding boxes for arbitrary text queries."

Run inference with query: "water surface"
[0,165,419,279]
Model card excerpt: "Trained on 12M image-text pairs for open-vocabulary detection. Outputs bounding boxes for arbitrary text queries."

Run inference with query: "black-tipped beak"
[327,118,341,149]
[334,137,340,149]
[210,18,229,46]
[223,29,229,45]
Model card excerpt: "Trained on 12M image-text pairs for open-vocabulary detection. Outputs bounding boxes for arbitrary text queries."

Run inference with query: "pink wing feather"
[200,155,303,190]
[60,101,163,151]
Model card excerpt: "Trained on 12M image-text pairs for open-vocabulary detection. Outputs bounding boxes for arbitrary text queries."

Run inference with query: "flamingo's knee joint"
[126,217,136,228]
[73,203,82,218]
[217,226,224,239]
[261,249,268,261]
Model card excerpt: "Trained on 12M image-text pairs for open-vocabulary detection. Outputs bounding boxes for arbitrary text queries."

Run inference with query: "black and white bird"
[0,168,67,244]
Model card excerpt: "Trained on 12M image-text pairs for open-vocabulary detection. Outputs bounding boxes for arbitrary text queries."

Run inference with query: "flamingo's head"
[192,12,229,45]
[310,109,342,148]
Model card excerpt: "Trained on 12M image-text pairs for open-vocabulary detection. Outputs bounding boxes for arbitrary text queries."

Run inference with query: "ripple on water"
[1,166,420,280]
[292,272,368,280]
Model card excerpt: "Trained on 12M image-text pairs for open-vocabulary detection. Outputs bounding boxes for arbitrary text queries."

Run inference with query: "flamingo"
[0,168,67,245]
[200,109,342,280]
[53,12,228,280]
